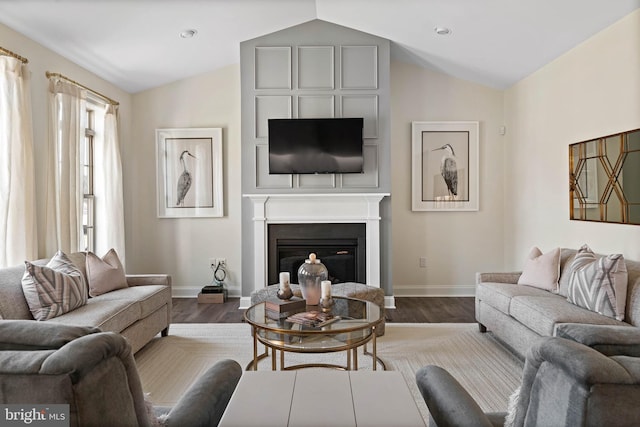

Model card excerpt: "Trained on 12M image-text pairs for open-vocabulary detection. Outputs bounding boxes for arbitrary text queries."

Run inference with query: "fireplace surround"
[243,193,389,308]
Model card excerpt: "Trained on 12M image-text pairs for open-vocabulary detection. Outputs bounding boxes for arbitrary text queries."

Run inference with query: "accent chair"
[0,320,241,426]
[416,337,640,427]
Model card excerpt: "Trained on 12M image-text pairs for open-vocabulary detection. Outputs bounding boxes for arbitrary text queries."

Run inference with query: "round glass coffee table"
[244,296,385,371]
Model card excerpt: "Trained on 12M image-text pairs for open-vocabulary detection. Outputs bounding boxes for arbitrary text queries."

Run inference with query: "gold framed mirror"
[569,128,640,224]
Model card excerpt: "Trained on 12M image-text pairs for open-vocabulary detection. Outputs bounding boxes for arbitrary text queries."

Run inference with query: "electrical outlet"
[209,258,227,269]
[419,257,427,268]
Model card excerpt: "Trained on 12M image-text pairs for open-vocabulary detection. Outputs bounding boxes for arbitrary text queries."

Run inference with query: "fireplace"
[268,223,366,285]
[243,193,389,309]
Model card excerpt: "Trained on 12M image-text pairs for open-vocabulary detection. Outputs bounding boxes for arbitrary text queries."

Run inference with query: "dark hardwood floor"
[171,297,476,323]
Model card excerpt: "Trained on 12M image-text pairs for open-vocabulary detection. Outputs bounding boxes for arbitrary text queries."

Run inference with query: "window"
[81,107,95,252]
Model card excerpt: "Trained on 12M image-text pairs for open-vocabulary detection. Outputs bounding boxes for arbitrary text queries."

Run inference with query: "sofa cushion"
[510,295,624,336]
[0,265,34,320]
[21,251,89,321]
[476,282,555,315]
[45,299,140,333]
[566,245,628,321]
[517,247,561,292]
[93,285,170,318]
[86,249,128,297]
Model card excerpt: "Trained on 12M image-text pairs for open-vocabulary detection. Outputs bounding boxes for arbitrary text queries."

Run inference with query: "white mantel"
[242,193,390,308]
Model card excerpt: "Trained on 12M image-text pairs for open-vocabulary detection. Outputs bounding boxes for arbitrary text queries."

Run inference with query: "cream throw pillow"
[567,244,628,321]
[86,248,128,297]
[517,247,561,292]
[21,251,88,321]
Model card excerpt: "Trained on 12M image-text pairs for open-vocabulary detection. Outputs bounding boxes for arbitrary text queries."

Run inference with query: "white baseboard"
[392,285,476,297]
[384,295,396,309]
[239,297,252,309]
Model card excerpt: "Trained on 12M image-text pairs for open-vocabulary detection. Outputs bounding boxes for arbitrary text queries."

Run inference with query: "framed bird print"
[411,121,479,211]
[156,128,223,218]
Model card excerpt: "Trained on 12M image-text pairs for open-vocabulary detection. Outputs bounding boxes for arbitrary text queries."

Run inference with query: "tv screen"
[268,118,364,174]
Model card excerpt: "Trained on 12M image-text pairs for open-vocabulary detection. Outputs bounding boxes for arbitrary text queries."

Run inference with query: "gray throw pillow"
[21,251,89,320]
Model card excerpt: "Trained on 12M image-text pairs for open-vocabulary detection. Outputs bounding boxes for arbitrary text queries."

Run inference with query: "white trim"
[393,285,476,297]
[384,295,396,309]
[244,193,389,297]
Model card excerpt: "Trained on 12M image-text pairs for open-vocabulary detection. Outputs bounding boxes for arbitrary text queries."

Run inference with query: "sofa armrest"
[126,274,171,287]
[555,323,640,357]
[40,332,131,377]
[0,320,101,350]
[161,359,242,427]
[416,365,499,427]
[528,337,638,385]
[475,272,521,285]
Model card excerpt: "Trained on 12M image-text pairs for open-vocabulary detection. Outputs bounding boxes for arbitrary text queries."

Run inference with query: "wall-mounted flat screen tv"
[268,118,364,174]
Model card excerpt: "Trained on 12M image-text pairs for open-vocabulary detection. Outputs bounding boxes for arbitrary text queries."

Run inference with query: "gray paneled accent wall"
[241,20,391,296]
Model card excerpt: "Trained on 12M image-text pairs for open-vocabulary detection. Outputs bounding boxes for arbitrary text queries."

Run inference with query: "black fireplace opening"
[268,223,366,286]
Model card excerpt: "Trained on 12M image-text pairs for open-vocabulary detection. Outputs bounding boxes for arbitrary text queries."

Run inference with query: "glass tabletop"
[244,296,383,352]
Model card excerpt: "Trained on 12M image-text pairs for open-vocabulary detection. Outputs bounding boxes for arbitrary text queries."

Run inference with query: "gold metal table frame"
[244,296,385,371]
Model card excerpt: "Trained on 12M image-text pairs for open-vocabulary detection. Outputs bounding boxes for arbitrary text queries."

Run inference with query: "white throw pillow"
[21,251,88,320]
[86,248,128,297]
[517,247,561,292]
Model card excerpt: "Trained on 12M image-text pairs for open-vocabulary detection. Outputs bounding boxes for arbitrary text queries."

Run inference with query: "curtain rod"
[46,71,119,106]
[0,46,28,64]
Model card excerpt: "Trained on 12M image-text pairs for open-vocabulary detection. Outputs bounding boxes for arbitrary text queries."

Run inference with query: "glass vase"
[297,253,328,305]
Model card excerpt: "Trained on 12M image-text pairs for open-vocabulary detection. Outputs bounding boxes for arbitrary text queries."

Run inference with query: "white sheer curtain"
[45,78,86,255]
[0,56,37,267]
[94,104,125,262]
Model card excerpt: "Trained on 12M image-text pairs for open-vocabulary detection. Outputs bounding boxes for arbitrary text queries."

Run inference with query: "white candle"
[279,272,290,290]
[321,280,332,298]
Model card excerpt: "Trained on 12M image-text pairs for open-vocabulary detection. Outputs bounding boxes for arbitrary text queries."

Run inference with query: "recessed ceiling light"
[180,29,198,39]
[434,27,452,36]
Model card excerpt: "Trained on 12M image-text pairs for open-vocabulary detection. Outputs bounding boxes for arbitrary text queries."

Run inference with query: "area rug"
[135,323,523,421]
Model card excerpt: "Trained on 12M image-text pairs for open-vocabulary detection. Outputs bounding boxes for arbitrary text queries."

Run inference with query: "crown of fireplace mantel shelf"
[244,193,389,222]
[243,193,389,309]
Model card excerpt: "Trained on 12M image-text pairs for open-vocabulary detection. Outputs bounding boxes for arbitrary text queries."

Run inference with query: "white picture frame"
[156,128,223,218]
[411,121,479,211]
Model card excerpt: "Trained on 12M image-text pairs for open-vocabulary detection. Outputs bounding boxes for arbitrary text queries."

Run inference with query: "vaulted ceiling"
[0,0,638,93]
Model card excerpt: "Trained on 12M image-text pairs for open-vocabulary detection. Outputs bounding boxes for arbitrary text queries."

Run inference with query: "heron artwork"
[176,150,196,206]
[432,143,457,199]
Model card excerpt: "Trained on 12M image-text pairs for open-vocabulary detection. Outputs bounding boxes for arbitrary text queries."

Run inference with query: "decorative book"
[286,311,340,328]
[265,296,306,313]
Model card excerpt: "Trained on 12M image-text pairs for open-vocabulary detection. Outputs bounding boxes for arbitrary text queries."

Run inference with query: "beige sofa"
[0,252,171,353]
[476,247,640,359]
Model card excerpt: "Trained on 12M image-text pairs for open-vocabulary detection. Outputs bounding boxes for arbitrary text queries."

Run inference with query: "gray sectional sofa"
[476,247,640,359]
[0,252,172,353]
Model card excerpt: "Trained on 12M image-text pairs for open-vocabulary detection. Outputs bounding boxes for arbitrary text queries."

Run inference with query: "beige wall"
[0,22,132,259]
[390,61,505,296]
[6,9,639,299]
[128,65,242,296]
[504,10,640,267]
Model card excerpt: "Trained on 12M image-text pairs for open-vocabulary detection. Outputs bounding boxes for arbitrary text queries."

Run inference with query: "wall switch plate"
[419,257,427,268]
